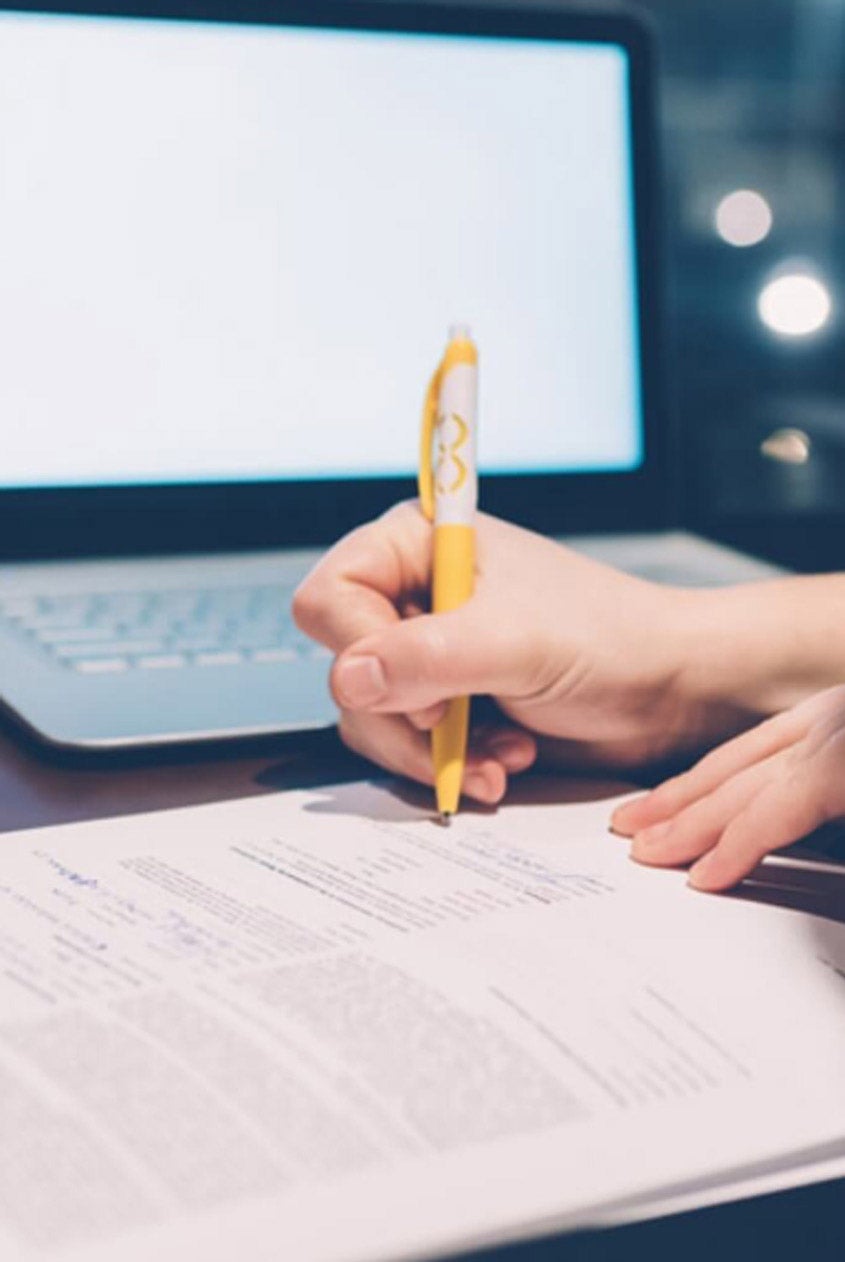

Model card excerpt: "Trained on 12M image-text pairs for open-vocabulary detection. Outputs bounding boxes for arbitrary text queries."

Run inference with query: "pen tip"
[438,811,452,827]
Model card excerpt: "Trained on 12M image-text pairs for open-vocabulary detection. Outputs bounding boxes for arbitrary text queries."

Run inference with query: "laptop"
[0,1,779,751]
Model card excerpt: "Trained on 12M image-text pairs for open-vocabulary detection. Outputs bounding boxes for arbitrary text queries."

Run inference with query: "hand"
[293,502,733,804]
[611,685,845,891]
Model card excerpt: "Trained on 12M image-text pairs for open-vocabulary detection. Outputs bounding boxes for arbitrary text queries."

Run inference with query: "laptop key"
[250,647,297,663]
[0,581,307,675]
[73,658,129,674]
[20,612,90,631]
[168,636,226,654]
[36,625,120,644]
[53,639,165,659]
[194,651,243,667]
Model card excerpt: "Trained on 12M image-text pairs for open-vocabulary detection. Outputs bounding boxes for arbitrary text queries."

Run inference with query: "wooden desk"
[0,717,364,837]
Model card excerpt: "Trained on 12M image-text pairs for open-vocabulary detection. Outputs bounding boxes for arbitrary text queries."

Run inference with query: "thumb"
[330,602,540,713]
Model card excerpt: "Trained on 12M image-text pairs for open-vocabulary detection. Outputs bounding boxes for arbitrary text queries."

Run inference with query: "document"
[0,778,842,1262]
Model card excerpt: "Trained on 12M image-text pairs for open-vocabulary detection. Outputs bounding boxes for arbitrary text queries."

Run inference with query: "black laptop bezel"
[0,0,669,559]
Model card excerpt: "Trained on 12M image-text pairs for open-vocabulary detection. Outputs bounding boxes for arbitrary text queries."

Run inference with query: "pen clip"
[418,360,443,523]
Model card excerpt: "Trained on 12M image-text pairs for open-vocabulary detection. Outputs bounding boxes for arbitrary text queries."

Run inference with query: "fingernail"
[334,655,387,708]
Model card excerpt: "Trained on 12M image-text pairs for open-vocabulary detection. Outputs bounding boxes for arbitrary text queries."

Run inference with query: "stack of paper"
[0,779,842,1261]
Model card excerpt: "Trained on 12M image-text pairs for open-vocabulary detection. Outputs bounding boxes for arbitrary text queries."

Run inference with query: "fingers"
[611,706,809,837]
[625,722,845,893]
[295,504,542,794]
[687,759,833,891]
[688,725,845,890]
[292,501,431,651]
[629,748,790,870]
[338,712,537,805]
[298,505,555,716]
[330,601,540,715]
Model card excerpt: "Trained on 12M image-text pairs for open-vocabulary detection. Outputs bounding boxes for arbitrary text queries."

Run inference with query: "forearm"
[674,574,845,739]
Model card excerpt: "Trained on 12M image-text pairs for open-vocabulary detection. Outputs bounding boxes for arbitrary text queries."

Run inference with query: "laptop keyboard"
[0,584,330,674]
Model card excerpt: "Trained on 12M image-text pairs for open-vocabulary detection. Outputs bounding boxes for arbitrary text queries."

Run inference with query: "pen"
[418,325,478,824]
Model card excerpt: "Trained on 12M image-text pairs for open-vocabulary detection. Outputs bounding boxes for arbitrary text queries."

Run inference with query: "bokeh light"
[715,189,773,247]
[760,428,812,465]
[757,273,832,337]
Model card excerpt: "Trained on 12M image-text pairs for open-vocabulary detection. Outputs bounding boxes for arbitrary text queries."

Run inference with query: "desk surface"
[0,716,369,837]
[1,714,843,1262]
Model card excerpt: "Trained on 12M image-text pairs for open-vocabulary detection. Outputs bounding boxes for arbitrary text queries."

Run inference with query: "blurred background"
[627,0,845,570]
[432,0,845,569]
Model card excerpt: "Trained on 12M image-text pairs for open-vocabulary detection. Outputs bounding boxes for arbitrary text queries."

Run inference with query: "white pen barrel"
[433,361,478,528]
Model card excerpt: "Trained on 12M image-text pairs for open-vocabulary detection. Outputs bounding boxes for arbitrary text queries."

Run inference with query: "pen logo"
[435,411,469,494]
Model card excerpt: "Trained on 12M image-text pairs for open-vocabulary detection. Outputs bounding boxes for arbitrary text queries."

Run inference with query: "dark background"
[626,0,845,571]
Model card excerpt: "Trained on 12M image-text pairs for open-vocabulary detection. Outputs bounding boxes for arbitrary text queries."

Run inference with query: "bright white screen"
[0,13,643,485]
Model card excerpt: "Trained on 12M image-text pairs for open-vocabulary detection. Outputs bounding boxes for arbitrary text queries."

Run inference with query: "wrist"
[667,588,773,752]
[669,578,845,746]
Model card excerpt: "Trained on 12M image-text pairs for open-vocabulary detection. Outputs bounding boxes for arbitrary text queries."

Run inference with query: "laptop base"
[0,533,780,752]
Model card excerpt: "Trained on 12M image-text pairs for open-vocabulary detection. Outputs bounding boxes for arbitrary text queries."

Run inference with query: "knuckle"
[291,579,325,635]
[344,521,380,555]
[381,498,424,531]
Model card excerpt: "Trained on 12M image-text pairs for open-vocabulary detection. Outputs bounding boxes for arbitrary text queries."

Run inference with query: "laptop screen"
[0,10,643,488]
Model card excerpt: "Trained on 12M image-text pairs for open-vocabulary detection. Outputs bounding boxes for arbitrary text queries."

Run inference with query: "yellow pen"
[418,325,478,823]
